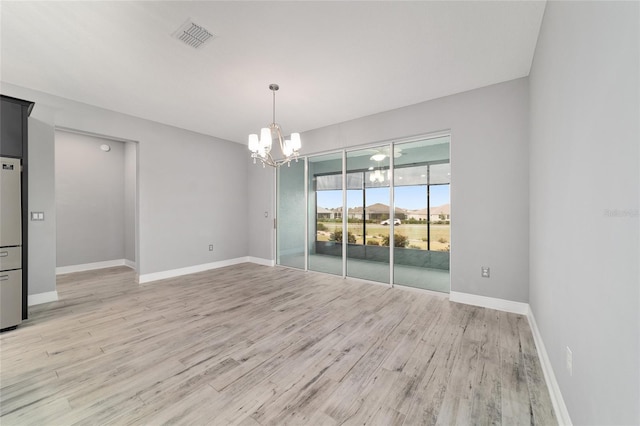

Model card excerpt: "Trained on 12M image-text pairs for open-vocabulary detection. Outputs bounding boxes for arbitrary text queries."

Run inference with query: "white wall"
[529,2,639,424]
[55,131,126,267]
[3,82,249,291]
[256,78,530,302]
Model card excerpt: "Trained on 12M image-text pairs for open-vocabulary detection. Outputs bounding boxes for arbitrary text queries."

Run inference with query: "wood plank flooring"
[0,264,557,425]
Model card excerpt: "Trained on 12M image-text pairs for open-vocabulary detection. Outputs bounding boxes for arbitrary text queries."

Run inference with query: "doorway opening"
[54,129,139,276]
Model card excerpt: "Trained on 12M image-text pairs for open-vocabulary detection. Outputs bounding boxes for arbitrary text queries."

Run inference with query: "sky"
[317,184,450,210]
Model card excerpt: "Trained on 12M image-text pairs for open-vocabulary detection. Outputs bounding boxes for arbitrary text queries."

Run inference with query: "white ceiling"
[1,1,546,144]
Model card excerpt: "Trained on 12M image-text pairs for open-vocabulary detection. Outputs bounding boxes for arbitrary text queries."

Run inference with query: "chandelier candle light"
[248,84,301,167]
[369,153,387,183]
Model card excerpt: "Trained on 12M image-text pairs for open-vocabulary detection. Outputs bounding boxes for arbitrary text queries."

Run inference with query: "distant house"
[407,204,450,222]
[324,203,449,222]
[317,206,334,219]
[347,203,407,221]
[406,208,428,221]
[317,207,343,220]
[429,204,450,222]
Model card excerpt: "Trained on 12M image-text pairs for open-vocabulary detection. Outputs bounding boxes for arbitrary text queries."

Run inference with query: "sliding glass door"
[308,152,343,275]
[277,135,451,293]
[276,160,305,269]
[345,146,391,284]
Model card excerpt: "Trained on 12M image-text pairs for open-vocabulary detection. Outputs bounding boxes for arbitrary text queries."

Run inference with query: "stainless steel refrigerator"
[0,156,22,331]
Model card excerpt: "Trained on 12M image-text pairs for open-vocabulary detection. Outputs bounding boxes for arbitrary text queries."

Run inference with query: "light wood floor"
[0,264,556,425]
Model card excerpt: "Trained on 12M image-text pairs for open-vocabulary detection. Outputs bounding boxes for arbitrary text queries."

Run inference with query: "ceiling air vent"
[172,19,215,49]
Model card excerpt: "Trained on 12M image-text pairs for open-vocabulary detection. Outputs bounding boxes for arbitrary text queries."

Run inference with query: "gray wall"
[529,2,639,425]
[55,131,126,267]
[277,78,530,302]
[27,118,56,296]
[123,141,136,264]
[3,83,248,294]
[248,164,274,261]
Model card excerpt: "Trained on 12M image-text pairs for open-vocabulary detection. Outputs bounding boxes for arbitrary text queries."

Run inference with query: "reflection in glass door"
[393,137,450,292]
[276,159,306,269]
[345,146,391,284]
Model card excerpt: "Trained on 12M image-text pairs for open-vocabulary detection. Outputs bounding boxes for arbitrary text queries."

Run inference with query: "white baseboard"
[449,291,529,315]
[139,257,251,284]
[56,259,126,275]
[124,259,136,270]
[28,291,59,306]
[248,256,275,267]
[139,256,277,283]
[527,307,573,425]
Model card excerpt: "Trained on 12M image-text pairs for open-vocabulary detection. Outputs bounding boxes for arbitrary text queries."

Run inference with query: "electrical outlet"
[566,346,572,376]
[481,266,490,278]
[209,244,213,252]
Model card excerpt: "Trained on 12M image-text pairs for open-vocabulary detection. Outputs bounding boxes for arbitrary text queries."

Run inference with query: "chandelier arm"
[261,150,278,168]
[271,123,287,157]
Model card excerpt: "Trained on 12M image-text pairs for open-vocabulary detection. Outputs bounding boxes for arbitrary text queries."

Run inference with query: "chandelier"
[248,84,301,167]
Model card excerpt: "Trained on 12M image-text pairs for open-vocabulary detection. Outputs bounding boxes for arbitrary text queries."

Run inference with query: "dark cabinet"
[1,101,24,157]
[1,95,35,320]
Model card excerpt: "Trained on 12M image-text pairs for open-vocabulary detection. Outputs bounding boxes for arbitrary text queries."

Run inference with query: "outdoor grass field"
[316,222,450,251]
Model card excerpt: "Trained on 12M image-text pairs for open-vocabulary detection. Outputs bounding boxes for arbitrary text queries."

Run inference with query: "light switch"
[31,212,45,221]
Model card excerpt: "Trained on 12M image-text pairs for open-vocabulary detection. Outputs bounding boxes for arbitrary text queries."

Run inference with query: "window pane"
[308,153,343,275]
[345,147,390,284]
[393,137,450,292]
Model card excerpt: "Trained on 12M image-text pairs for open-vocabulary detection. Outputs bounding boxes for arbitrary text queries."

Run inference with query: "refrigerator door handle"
[0,251,8,257]
[0,275,9,281]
